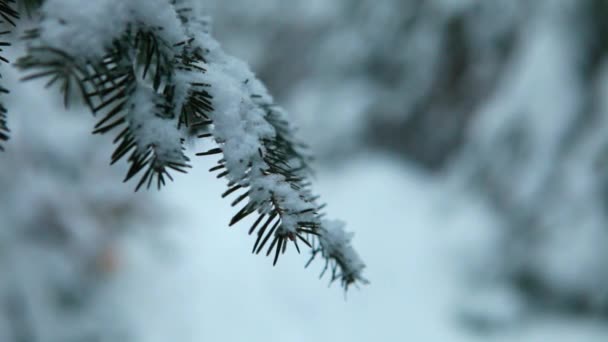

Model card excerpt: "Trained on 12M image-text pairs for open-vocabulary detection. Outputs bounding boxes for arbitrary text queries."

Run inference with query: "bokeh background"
[3,0,608,341]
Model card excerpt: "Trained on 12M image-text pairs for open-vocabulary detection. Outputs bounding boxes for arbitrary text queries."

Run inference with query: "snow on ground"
[110,154,608,342]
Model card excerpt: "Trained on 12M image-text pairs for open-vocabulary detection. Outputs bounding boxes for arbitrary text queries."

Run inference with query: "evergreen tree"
[0,0,366,290]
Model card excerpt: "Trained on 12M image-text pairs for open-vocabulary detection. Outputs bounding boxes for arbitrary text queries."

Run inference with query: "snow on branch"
[189,30,368,289]
[18,11,195,189]
[313,220,369,288]
[15,0,367,290]
[38,0,184,60]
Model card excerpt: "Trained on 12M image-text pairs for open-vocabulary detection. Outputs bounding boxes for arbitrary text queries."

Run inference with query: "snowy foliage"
[0,0,366,289]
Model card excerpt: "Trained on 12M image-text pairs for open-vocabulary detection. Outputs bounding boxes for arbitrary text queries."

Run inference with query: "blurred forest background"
[3,0,608,341]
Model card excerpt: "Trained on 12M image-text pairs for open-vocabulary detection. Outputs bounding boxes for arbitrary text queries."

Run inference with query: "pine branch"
[15,0,367,291]
[0,102,8,150]
[16,0,42,17]
[0,0,17,151]
[308,221,369,290]
[192,50,366,287]
[0,0,18,27]
[17,26,190,190]
[206,94,367,288]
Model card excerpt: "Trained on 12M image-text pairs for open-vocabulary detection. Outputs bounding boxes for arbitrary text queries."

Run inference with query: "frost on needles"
[9,0,367,290]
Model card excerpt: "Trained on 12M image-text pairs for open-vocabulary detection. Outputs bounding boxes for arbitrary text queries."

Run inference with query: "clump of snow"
[39,0,185,59]
[318,220,367,285]
[128,85,185,165]
[202,66,275,181]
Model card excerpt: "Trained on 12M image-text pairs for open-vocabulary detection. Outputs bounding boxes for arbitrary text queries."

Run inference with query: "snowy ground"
[109,154,608,342]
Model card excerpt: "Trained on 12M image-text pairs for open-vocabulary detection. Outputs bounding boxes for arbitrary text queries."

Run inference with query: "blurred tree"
[0,74,155,341]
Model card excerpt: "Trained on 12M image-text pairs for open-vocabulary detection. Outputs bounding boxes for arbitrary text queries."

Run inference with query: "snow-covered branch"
[14,0,366,290]
[0,0,18,151]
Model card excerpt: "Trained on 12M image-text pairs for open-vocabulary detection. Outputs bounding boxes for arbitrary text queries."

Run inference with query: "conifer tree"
[0,0,366,290]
